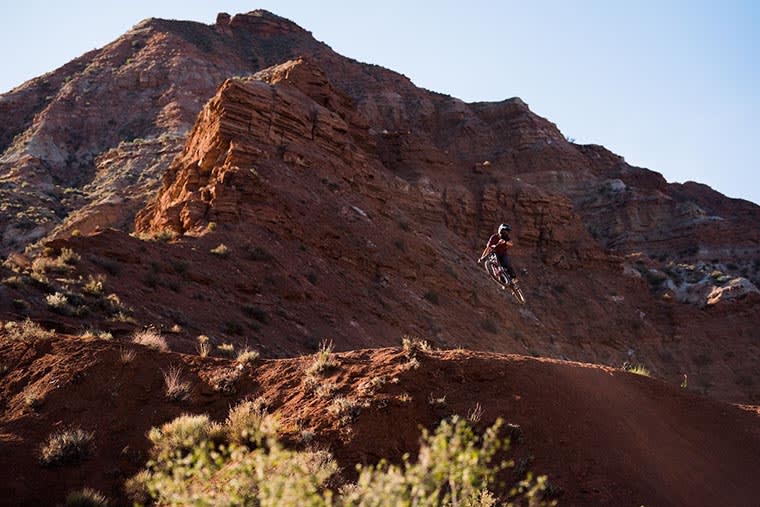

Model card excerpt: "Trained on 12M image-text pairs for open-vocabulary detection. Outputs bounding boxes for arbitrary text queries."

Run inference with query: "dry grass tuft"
[402,335,431,359]
[132,329,169,352]
[216,342,235,358]
[226,398,277,447]
[627,364,652,377]
[65,487,109,506]
[207,367,242,394]
[329,397,360,426]
[306,339,339,376]
[428,394,447,408]
[39,427,94,466]
[196,335,211,358]
[83,275,105,296]
[467,403,484,423]
[163,365,191,401]
[5,319,54,344]
[210,243,229,257]
[315,381,339,399]
[119,347,136,364]
[236,348,260,366]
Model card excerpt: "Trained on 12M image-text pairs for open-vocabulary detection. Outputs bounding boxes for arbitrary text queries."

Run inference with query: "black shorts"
[496,253,517,278]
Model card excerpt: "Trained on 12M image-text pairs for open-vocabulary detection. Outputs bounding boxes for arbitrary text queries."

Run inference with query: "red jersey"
[487,233,510,255]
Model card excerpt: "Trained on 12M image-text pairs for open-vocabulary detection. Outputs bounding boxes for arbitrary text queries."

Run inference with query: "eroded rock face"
[136,59,595,268]
[0,11,337,255]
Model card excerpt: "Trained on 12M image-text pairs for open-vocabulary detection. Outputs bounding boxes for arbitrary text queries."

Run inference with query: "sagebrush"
[130,409,556,506]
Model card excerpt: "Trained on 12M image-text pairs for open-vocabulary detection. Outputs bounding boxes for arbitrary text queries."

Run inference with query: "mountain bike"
[482,253,526,305]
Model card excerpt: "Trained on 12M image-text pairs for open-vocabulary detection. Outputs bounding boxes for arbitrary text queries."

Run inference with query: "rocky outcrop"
[136,65,372,233]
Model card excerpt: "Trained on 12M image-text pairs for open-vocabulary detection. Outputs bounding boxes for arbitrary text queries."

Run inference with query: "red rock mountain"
[1,10,760,506]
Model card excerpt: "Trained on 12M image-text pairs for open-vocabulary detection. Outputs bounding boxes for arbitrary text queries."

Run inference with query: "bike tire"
[512,286,526,305]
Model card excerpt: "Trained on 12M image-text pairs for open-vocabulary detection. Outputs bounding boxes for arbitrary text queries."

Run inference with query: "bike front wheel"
[511,284,526,305]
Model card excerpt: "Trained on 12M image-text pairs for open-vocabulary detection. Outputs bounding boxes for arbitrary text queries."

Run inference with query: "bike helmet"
[498,223,512,236]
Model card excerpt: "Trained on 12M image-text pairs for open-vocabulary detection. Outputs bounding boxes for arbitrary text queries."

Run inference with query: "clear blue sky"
[2,1,758,204]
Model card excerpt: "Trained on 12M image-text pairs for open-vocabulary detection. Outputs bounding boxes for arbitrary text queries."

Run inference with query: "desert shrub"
[46,292,72,315]
[64,488,109,507]
[147,414,224,460]
[58,248,81,265]
[81,329,112,341]
[315,381,338,399]
[226,399,276,447]
[207,367,242,394]
[428,393,447,408]
[83,275,105,295]
[626,364,651,377]
[401,335,431,358]
[135,414,554,506]
[25,392,42,410]
[39,427,94,466]
[4,319,54,344]
[329,397,360,426]
[163,365,190,401]
[149,229,178,242]
[645,269,668,288]
[217,342,236,357]
[306,339,339,376]
[102,293,129,316]
[236,348,260,365]
[196,335,211,357]
[210,243,229,257]
[132,328,168,352]
[124,470,151,505]
[302,375,320,394]
[32,248,80,275]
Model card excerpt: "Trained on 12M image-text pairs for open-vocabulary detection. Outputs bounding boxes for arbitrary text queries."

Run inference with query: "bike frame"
[483,253,525,304]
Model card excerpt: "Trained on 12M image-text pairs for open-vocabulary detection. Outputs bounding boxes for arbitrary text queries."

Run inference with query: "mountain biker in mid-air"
[478,223,518,283]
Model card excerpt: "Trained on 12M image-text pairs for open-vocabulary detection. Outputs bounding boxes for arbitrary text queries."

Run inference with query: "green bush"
[225,399,275,447]
[133,411,555,506]
[147,414,225,461]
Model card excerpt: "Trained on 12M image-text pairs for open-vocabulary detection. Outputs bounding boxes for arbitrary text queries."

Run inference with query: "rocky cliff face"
[2,11,759,403]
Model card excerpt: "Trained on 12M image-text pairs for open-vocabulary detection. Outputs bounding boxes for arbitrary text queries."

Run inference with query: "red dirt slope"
[1,332,759,506]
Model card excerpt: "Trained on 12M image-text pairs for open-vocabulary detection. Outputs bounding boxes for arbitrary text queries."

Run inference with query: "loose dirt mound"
[1,333,758,506]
